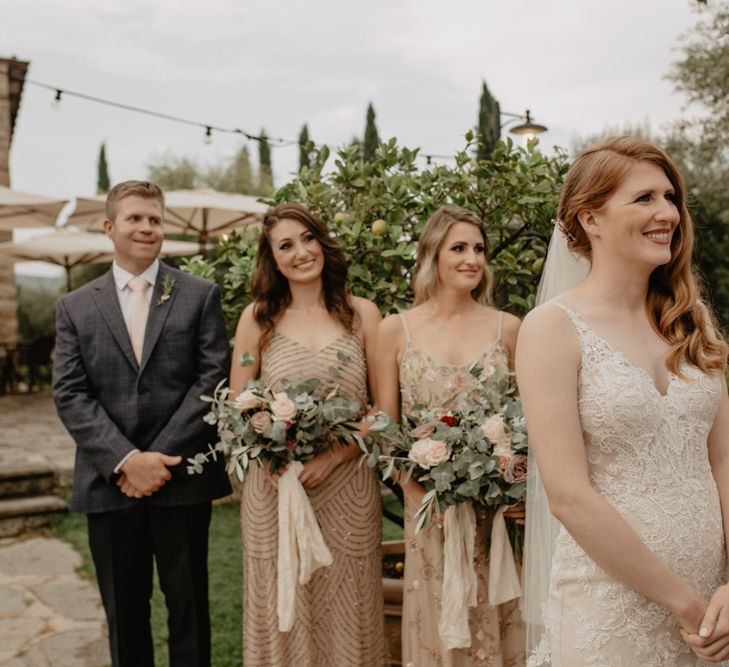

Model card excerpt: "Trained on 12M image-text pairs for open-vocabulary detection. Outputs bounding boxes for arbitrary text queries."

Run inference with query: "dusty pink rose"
[235,389,262,411]
[481,414,507,444]
[503,454,528,484]
[408,423,436,439]
[271,392,298,423]
[250,410,272,434]
[408,438,451,469]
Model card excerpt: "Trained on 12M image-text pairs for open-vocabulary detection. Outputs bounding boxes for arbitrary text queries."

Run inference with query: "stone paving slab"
[0,393,75,488]
[0,537,109,667]
[0,394,110,666]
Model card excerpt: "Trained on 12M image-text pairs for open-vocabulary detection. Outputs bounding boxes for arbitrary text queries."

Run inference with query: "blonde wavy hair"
[412,207,492,306]
[558,136,727,374]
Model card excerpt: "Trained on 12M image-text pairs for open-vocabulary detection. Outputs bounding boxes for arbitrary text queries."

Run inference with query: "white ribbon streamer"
[438,502,478,649]
[488,505,522,605]
[276,461,333,632]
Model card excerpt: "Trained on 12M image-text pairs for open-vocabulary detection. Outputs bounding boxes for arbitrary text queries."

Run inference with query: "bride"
[517,137,729,666]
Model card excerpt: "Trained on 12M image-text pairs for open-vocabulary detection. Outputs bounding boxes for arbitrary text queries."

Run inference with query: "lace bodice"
[533,304,727,667]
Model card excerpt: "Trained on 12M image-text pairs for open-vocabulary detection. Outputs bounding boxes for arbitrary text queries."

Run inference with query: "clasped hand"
[681,584,729,662]
[263,446,349,490]
[117,452,182,498]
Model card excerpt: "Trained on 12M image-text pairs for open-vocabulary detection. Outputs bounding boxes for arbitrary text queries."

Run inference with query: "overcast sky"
[5,0,704,202]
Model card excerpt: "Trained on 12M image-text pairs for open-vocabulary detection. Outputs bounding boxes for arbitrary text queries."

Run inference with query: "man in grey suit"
[53,180,231,667]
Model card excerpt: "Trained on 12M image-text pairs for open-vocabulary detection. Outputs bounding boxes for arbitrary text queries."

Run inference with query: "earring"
[554,218,576,242]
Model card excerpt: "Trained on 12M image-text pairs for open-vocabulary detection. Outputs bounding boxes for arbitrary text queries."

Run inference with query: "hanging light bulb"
[51,90,62,110]
[204,126,213,145]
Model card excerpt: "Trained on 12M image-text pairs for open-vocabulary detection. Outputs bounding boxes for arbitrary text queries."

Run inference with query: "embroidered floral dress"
[529,304,728,667]
[398,313,526,667]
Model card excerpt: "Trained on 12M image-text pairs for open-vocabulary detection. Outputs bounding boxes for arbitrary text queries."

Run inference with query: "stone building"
[0,57,29,345]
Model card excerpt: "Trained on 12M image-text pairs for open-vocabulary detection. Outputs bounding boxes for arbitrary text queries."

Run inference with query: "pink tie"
[128,276,150,364]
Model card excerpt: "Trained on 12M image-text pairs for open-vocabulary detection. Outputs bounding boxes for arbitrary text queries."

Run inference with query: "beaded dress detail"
[241,331,387,666]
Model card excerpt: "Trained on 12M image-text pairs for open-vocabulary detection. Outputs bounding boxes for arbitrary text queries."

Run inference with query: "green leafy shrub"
[182,136,569,332]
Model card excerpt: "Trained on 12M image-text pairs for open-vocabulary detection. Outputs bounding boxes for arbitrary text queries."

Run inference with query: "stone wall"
[0,59,27,346]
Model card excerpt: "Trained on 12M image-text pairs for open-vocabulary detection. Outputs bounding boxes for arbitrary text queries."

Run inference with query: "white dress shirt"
[111,260,160,473]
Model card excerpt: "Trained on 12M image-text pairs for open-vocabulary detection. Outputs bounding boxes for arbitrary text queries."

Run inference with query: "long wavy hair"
[251,202,355,349]
[412,207,492,305]
[558,136,727,374]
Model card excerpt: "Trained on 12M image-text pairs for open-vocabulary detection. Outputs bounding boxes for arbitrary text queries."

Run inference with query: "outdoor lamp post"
[501,109,548,139]
[421,106,548,164]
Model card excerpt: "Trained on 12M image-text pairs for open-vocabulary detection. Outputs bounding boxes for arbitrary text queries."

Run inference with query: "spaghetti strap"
[398,313,412,342]
[496,311,504,341]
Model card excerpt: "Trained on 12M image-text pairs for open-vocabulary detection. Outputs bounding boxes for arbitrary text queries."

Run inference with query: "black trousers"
[87,501,213,667]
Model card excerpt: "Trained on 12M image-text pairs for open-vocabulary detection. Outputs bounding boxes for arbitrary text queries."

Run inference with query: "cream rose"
[498,456,510,476]
[481,414,507,444]
[250,410,272,434]
[271,392,298,423]
[492,437,513,459]
[408,423,436,439]
[408,438,451,469]
[235,389,262,411]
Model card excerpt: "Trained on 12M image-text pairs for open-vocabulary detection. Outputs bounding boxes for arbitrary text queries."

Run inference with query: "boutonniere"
[156,274,176,306]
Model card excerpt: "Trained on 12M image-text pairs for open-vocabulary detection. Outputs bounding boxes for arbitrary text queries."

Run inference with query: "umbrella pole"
[65,266,72,292]
[198,227,208,257]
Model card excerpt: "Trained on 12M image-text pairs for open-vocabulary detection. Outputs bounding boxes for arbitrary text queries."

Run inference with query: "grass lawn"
[52,490,403,666]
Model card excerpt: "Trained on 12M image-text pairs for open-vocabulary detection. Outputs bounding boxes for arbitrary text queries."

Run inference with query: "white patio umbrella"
[0,229,202,291]
[0,185,68,230]
[68,188,268,253]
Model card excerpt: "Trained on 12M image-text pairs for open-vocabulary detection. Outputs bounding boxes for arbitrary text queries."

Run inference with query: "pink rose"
[481,414,507,444]
[250,411,272,434]
[503,454,528,484]
[408,438,451,469]
[235,389,262,411]
[271,392,298,423]
[408,423,436,439]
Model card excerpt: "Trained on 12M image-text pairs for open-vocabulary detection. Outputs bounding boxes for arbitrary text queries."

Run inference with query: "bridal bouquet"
[366,366,528,647]
[188,355,364,480]
[190,353,366,633]
[367,366,528,536]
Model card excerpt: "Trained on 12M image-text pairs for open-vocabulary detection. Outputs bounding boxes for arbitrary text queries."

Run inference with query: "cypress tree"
[229,145,255,194]
[298,123,311,171]
[97,142,111,193]
[258,129,273,193]
[363,103,379,162]
[477,82,501,161]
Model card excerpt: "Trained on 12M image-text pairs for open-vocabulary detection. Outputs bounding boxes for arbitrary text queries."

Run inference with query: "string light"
[14,75,294,148]
[12,74,535,162]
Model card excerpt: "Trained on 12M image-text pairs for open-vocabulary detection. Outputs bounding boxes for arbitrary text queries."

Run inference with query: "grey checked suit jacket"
[53,263,232,513]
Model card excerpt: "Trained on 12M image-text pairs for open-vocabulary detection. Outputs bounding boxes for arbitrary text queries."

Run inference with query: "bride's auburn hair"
[412,207,492,306]
[558,136,727,374]
[251,202,355,349]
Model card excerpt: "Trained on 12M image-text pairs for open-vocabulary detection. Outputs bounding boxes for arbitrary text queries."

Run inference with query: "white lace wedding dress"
[530,304,728,667]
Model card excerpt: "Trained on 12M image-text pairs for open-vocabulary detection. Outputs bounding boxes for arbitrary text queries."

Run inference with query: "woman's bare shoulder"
[519,302,580,357]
